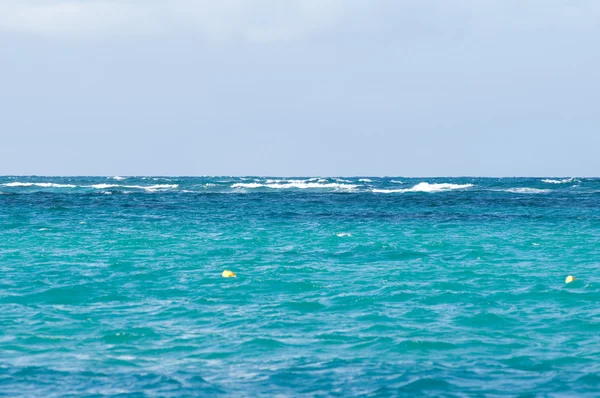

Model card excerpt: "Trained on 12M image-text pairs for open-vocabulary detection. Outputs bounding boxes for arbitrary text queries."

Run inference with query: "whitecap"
[541,178,575,184]
[359,178,372,182]
[2,182,77,188]
[89,184,178,191]
[90,184,118,189]
[232,182,264,189]
[372,188,405,193]
[233,182,357,191]
[373,182,473,193]
[504,188,550,194]
[336,232,352,237]
[111,176,126,180]
[137,184,178,191]
[391,180,403,184]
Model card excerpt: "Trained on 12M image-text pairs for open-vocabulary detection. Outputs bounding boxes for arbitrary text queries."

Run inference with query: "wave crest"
[504,188,550,194]
[541,178,575,184]
[373,182,474,193]
[89,184,179,191]
[2,182,76,188]
[232,182,357,191]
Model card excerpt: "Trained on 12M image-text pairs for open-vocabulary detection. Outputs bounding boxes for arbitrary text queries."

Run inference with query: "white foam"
[359,178,372,182]
[336,232,352,237]
[232,182,263,189]
[264,178,326,184]
[111,176,126,180]
[373,182,474,193]
[372,188,405,193]
[541,178,574,184]
[3,182,76,188]
[89,184,178,191]
[232,182,357,191]
[90,184,118,189]
[504,188,550,194]
[142,184,178,190]
[391,180,403,184]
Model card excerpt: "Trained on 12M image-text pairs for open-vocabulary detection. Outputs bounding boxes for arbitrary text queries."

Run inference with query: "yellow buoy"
[222,270,236,278]
[565,275,576,284]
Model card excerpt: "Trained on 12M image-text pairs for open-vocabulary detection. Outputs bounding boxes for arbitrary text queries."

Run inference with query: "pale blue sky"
[1,0,599,176]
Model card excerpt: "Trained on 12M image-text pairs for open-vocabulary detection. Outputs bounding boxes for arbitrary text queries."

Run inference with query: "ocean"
[1,176,599,396]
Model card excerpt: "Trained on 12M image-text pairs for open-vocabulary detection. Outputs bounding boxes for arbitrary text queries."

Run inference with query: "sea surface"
[1,176,599,397]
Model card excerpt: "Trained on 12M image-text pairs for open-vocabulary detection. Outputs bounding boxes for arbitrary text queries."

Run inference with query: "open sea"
[1,176,599,397]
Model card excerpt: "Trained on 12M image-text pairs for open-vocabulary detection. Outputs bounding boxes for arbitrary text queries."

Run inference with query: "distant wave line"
[541,178,575,184]
[231,182,358,190]
[373,182,474,193]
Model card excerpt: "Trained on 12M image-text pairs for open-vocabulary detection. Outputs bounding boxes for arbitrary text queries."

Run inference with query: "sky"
[1,0,599,176]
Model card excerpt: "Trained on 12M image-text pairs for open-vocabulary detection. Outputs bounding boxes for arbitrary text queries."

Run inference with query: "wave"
[139,184,178,190]
[111,176,126,181]
[89,184,178,191]
[2,182,76,188]
[504,188,550,194]
[90,184,118,189]
[359,178,372,182]
[232,182,263,189]
[264,178,329,184]
[391,180,403,184]
[541,178,575,184]
[373,182,474,193]
[232,182,357,191]
[1,182,175,191]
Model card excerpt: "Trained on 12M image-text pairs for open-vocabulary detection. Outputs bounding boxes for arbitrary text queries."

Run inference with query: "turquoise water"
[1,176,599,396]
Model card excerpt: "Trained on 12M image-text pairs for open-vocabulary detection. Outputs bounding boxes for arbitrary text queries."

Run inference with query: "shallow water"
[1,177,599,396]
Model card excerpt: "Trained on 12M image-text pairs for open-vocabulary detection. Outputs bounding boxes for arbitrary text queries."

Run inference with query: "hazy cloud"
[0,0,599,41]
[0,0,348,41]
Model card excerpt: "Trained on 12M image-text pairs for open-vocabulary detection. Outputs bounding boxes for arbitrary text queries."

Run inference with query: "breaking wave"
[232,182,357,191]
[541,178,575,184]
[504,188,550,194]
[373,182,474,193]
[89,184,179,191]
[2,182,76,188]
